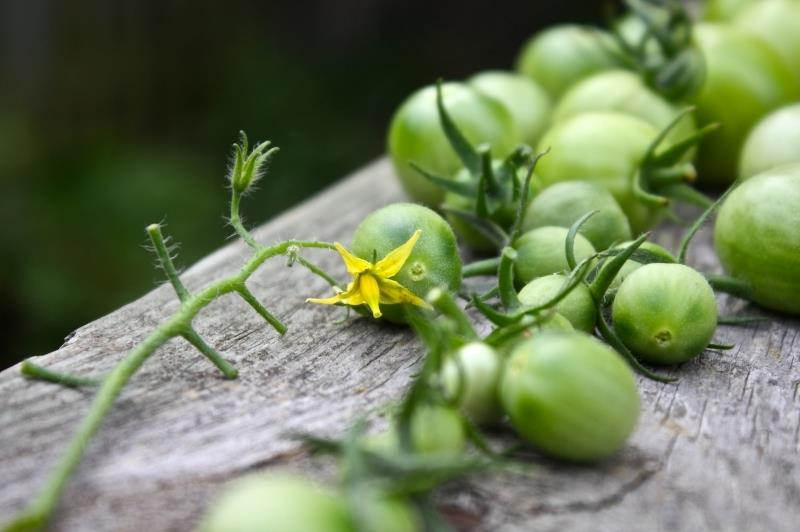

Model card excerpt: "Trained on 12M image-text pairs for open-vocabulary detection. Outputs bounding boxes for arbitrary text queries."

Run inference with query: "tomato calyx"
[609,0,705,101]
[633,107,718,214]
[411,80,547,252]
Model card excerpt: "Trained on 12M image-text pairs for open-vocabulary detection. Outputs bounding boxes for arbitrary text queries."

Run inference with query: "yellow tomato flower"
[307,230,429,318]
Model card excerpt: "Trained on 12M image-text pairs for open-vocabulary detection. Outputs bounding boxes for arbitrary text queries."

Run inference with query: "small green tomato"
[200,473,352,532]
[351,203,461,322]
[523,181,632,251]
[387,82,518,206]
[714,166,800,315]
[518,273,597,333]
[469,70,553,147]
[407,403,466,456]
[513,226,596,287]
[739,104,800,179]
[516,25,620,99]
[612,263,718,365]
[442,342,504,425]
[500,331,640,462]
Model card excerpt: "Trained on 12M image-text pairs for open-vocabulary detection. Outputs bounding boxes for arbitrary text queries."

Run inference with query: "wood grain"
[1,159,798,532]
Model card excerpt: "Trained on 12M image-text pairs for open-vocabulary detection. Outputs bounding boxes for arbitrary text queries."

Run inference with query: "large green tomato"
[693,23,798,186]
[469,71,552,147]
[513,226,596,287]
[554,70,697,155]
[351,203,461,322]
[739,104,800,179]
[200,473,353,532]
[714,166,800,315]
[500,331,640,462]
[535,111,662,233]
[735,0,800,83]
[516,25,620,99]
[703,0,754,20]
[387,82,519,206]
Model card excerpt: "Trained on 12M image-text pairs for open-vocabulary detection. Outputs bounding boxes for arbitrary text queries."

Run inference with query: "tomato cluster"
[201,2,800,530]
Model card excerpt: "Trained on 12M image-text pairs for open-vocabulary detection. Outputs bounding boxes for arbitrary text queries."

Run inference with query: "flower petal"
[374,230,422,278]
[334,243,372,275]
[377,277,429,309]
[307,280,359,306]
[359,274,382,318]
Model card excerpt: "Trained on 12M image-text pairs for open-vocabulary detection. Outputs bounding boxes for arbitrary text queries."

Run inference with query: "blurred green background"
[0,0,605,369]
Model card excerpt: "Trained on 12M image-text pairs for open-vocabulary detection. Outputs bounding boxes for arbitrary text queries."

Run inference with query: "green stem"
[293,254,342,289]
[6,239,333,531]
[146,224,190,302]
[705,273,754,301]
[426,288,477,340]
[462,257,500,278]
[21,361,100,388]
[236,284,287,335]
[230,191,261,250]
[181,329,238,379]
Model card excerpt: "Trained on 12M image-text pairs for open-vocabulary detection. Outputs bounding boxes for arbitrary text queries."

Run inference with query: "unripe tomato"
[443,163,542,253]
[516,25,620,99]
[469,71,553,147]
[608,241,676,289]
[523,181,632,251]
[693,23,798,186]
[535,111,662,233]
[553,70,697,155]
[518,273,597,333]
[387,82,519,206]
[351,203,461,323]
[734,0,800,83]
[739,104,800,179]
[500,332,640,461]
[714,166,800,315]
[442,342,504,425]
[513,226,596,287]
[200,473,353,532]
[490,312,575,354]
[612,263,718,365]
[408,404,466,456]
[703,0,754,20]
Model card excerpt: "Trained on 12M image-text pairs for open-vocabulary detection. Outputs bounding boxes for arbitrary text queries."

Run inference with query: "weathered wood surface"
[1,159,799,532]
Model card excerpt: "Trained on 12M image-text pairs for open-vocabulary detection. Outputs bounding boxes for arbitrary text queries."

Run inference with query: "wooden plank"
[1,159,798,531]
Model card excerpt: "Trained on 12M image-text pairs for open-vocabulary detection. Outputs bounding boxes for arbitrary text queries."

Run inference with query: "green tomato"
[442,342,504,425]
[500,331,640,462]
[353,495,420,532]
[200,473,353,532]
[693,23,798,186]
[739,103,800,179]
[387,82,519,206]
[513,226,596,287]
[735,0,800,83]
[714,166,800,315]
[703,0,754,20]
[535,111,664,233]
[516,25,620,99]
[351,203,461,323]
[523,181,632,251]
[444,163,542,253]
[612,263,718,365]
[408,403,466,456]
[469,70,553,147]
[491,312,575,354]
[518,274,597,333]
[553,70,697,157]
[608,241,676,290]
